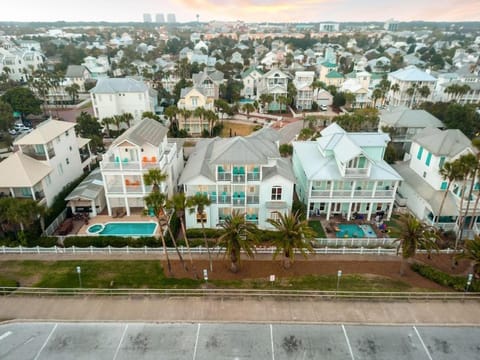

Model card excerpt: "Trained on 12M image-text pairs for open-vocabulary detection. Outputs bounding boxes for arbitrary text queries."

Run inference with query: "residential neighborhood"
[1,15,480,353]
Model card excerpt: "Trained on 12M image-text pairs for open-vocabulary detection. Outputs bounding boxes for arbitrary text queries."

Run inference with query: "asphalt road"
[1,322,479,360]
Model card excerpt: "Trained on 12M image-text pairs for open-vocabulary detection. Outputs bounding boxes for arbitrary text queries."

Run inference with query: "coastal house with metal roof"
[378,106,444,153]
[292,123,402,221]
[177,86,215,135]
[241,67,263,99]
[393,128,479,236]
[192,69,224,100]
[0,119,94,207]
[257,68,289,111]
[179,128,295,229]
[90,78,158,125]
[387,66,436,107]
[99,118,183,216]
[293,71,315,110]
[65,168,106,216]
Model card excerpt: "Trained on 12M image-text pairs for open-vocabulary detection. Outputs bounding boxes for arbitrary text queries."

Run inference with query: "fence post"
[377,246,381,255]
[446,247,451,254]
[108,245,111,254]
[324,246,328,254]
[2,245,5,254]
[342,246,345,254]
[90,245,93,254]
[144,245,147,254]
[126,245,129,254]
[73,245,76,254]
[55,245,58,254]
[19,245,23,254]
[37,246,40,254]
[360,246,364,255]
[335,238,338,246]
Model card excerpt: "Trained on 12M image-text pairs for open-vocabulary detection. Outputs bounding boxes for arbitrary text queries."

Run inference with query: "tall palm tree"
[259,93,273,113]
[390,83,400,105]
[242,103,255,120]
[65,83,80,105]
[437,160,463,225]
[143,168,167,193]
[144,191,172,274]
[217,210,258,273]
[267,210,316,269]
[167,192,195,265]
[277,95,288,114]
[123,112,134,128]
[101,117,113,138]
[417,85,431,101]
[179,109,192,134]
[455,235,480,277]
[372,88,382,108]
[456,153,477,248]
[204,110,218,136]
[112,115,125,131]
[390,213,439,276]
[190,193,213,271]
[406,84,417,108]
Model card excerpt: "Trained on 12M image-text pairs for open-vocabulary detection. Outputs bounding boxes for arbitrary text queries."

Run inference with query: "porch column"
[386,201,394,220]
[91,200,97,217]
[347,202,353,220]
[306,202,310,220]
[31,186,36,200]
[70,204,75,215]
[372,181,377,198]
[125,198,130,216]
[9,187,14,197]
[367,202,374,220]
[350,181,356,198]
[106,197,112,216]
[326,202,332,220]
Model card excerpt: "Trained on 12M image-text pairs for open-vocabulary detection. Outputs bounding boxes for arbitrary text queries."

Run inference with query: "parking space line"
[192,323,201,360]
[0,331,12,341]
[341,324,355,360]
[33,323,57,360]
[270,324,275,360]
[112,324,128,360]
[413,326,433,360]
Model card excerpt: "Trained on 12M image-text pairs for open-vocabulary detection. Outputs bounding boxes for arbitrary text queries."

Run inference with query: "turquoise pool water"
[336,224,376,238]
[87,222,157,236]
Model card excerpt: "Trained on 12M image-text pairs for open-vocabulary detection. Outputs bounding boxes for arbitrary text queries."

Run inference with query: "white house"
[90,78,158,125]
[0,119,94,207]
[293,71,315,110]
[99,118,184,216]
[82,56,110,79]
[192,69,224,100]
[64,65,92,92]
[393,128,479,236]
[292,123,402,221]
[257,68,289,111]
[179,128,295,230]
[241,67,263,99]
[387,66,436,107]
[177,86,215,134]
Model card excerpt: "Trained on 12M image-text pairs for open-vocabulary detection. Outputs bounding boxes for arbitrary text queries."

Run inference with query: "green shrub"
[63,236,159,248]
[411,263,479,292]
[29,237,59,247]
[185,228,223,239]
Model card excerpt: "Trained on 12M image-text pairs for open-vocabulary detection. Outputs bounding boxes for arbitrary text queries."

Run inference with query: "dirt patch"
[166,255,451,291]
[415,254,472,275]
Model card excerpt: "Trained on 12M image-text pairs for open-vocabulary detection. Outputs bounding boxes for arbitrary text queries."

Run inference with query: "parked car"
[8,129,17,136]
[14,124,32,133]
[320,104,328,111]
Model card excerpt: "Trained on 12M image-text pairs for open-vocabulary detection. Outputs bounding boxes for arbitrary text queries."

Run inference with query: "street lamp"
[76,266,82,288]
[336,270,342,298]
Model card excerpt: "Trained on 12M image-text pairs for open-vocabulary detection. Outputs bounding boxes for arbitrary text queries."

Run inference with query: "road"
[0,322,479,359]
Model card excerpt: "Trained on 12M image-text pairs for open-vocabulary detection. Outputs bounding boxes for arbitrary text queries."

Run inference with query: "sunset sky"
[1,0,479,23]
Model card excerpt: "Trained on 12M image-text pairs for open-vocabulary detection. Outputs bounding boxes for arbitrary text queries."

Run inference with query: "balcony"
[247,195,260,204]
[217,194,232,204]
[232,174,246,183]
[217,172,232,181]
[247,172,260,181]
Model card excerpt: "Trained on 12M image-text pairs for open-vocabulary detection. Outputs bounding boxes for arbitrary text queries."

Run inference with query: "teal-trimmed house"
[292,123,402,221]
[393,127,479,237]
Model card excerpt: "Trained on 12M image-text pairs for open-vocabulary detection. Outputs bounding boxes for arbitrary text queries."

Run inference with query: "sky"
[1,0,479,23]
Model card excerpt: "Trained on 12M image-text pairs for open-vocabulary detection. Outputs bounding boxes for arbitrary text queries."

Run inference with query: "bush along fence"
[411,263,479,292]
[0,245,461,256]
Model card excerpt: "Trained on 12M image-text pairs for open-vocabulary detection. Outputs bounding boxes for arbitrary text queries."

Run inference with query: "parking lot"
[1,322,479,359]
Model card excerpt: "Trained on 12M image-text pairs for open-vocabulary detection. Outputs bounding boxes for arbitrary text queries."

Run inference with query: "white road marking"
[413,326,433,360]
[270,324,275,360]
[112,324,128,360]
[0,331,12,341]
[33,323,57,360]
[341,324,355,360]
[192,323,201,360]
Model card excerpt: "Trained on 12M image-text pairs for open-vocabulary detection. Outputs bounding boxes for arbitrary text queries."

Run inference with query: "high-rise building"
[384,19,399,32]
[143,13,152,23]
[319,23,340,32]
[155,13,165,23]
[167,13,176,23]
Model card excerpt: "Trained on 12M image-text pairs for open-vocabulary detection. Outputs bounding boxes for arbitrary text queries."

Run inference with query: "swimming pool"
[336,224,376,238]
[87,222,157,236]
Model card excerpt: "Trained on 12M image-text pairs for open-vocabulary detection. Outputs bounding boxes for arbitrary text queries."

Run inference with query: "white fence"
[0,245,459,256]
[313,237,395,247]
[43,209,67,236]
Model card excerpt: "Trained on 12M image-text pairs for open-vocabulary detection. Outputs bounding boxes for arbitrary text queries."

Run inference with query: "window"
[271,186,282,200]
[66,158,70,165]
[439,156,446,168]
[440,182,448,190]
[425,152,432,166]
[423,171,427,178]
[191,96,198,106]
[65,130,69,136]
[417,146,423,160]
[269,211,281,221]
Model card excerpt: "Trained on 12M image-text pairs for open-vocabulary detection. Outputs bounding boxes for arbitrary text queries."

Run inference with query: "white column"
[9,187,14,197]
[326,202,332,220]
[125,198,130,216]
[91,200,97,217]
[347,202,352,220]
[106,197,112,216]
[367,202,373,221]
[70,204,75,215]
[386,201,394,220]
[372,181,377,198]
[31,186,36,201]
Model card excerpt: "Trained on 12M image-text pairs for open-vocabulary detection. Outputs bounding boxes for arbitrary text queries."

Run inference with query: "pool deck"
[78,214,161,236]
[312,215,388,239]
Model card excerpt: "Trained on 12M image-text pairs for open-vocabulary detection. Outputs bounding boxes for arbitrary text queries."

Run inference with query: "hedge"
[411,263,479,292]
[184,228,282,244]
[63,236,159,248]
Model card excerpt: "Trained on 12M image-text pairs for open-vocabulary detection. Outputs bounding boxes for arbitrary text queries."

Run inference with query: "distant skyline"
[1,0,479,23]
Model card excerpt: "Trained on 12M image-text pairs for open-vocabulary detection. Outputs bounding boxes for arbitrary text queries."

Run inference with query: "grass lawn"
[308,220,326,238]
[221,121,257,137]
[0,260,415,292]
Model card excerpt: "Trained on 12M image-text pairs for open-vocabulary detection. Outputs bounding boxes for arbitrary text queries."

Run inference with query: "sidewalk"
[1,296,480,325]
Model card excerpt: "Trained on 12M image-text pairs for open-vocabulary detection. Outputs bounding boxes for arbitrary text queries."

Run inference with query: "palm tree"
[167,192,195,265]
[456,153,478,248]
[390,213,439,276]
[259,93,273,113]
[406,84,417,108]
[417,85,431,101]
[65,83,80,105]
[112,115,125,132]
[437,160,463,225]
[123,112,134,128]
[101,117,113,138]
[277,95,288,113]
[390,83,400,105]
[0,198,45,240]
[179,109,192,134]
[143,168,167,193]
[144,191,172,274]
[190,193,213,271]
[455,236,480,277]
[217,210,258,273]
[267,210,316,269]
[372,88,382,108]
[204,110,218,136]
[242,103,255,120]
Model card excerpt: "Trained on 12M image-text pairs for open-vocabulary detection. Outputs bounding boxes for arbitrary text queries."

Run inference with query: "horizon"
[0,0,479,24]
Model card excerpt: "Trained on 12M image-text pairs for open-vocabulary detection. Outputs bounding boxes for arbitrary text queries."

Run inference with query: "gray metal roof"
[65,65,89,78]
[65,168,104,201]
[380,107,444,128]
[90,78,148,94]
[413,128,473,157]
[111,118,168,148]
[389,65,436,82]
